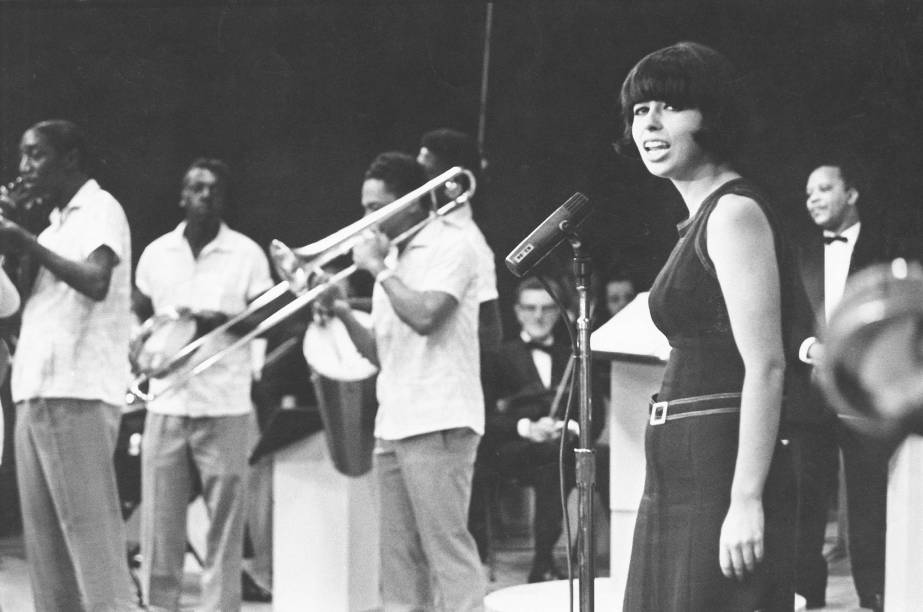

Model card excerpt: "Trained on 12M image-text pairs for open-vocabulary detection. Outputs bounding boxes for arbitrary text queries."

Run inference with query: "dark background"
[2,0,922,314]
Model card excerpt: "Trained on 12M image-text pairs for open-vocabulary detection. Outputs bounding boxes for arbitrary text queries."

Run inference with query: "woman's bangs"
[622,60,696,110]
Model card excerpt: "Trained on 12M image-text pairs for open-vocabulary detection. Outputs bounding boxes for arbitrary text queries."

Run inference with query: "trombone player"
[133,158,273,611]
[319,151,486,611]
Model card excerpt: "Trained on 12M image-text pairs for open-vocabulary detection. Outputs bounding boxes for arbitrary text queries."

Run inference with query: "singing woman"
[618,42,798,611]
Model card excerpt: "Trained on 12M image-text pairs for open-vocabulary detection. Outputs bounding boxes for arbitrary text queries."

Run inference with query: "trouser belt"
[648,392,742,426]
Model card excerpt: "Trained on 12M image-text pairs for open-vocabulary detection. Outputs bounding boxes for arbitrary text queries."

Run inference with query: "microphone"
[505,192,591,278]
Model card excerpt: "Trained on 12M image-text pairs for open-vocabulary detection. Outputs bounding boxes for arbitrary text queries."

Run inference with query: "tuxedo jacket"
[793,221,894,422]
[797,223,891,324]
[481,337,604,450]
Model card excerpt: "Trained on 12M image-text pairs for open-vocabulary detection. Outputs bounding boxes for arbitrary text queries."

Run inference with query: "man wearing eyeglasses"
[475,276,604,583]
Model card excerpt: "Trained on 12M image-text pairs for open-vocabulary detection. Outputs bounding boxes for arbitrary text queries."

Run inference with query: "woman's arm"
[707,194,786,581]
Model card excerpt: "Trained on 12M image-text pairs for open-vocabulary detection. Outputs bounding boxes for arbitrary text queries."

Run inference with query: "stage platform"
[0,516,866,611]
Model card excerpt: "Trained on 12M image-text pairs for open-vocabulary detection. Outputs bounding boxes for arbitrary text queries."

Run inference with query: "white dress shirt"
[823,221,861,322]
[522,331,553,389]
[516,332,560,438]
[798,221,861,363]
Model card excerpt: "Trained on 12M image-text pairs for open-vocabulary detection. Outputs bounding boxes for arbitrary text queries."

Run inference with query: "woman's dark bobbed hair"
[616,41,747,163]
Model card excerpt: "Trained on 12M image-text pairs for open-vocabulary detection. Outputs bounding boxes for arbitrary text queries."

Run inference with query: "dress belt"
[648,392,742,426]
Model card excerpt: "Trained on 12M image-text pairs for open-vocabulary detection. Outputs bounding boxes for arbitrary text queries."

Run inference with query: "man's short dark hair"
[185,157,231,192]
[420,128,481,176]
[605,264,637,289]
[515,276,562,305]
[616,41,747,163]
[364,151,424,198]
[812,157,864,195]
[30,119,91,173]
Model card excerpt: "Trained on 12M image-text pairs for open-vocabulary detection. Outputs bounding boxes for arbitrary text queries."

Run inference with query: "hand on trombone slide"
[350,229,391,276]
[310,271,349,325]
[170,306,230,334]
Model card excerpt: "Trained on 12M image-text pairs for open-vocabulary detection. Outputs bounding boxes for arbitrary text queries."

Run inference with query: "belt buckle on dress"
[650,400,669,425]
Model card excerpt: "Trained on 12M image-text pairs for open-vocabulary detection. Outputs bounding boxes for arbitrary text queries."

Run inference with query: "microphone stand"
[563,223,595,612]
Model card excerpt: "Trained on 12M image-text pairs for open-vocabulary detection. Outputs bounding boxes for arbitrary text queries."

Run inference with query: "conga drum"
[303,312,378,477]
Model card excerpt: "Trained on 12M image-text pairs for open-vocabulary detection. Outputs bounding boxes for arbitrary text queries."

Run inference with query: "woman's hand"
[719,496,764,581]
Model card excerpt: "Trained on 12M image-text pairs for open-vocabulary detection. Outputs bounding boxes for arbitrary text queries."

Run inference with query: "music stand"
[249,405,324,465]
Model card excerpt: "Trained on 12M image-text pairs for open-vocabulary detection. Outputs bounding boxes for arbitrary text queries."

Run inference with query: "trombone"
[127,166,476,404]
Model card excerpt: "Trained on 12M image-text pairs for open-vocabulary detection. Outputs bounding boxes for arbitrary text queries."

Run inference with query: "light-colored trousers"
[376,427,486,612]
[15,398,138,612]
[243,414,272,591]
[139,412,249,612]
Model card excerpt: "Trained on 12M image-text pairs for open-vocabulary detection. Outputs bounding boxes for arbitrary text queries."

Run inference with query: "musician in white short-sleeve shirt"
[133,158,273,611]
[0,119,138,611]
[324,152,486,611]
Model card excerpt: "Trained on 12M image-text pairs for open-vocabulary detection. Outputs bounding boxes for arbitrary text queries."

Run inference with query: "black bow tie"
[526,341,553,354]
[824,234,848,245]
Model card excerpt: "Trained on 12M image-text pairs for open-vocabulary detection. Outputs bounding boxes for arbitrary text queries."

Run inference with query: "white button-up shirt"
[136,222,273,417]
[453,204,498,304]
[12,180,132,407]
[372,216,483,440]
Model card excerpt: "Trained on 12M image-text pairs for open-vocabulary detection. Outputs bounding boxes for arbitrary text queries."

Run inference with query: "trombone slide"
[126,166,476,404]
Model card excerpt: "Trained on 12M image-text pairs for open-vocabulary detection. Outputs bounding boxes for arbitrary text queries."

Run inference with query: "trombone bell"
[269,239,311,295]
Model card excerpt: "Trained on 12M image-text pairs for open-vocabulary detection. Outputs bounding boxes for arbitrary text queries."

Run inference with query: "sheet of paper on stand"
[590,292,670,363]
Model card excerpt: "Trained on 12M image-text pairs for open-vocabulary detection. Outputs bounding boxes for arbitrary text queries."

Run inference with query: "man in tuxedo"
[475,276,603,583]
[793,161,894,611]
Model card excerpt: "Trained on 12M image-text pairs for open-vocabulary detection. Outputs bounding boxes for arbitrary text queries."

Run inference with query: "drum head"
[303,311,378,381]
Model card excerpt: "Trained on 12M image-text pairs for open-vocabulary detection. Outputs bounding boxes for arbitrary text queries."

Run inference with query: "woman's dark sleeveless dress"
[623,179,797,611]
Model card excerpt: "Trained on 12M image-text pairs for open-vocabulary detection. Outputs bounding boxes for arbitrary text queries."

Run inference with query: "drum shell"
[311,372,377,477]
[303,313,378,477]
